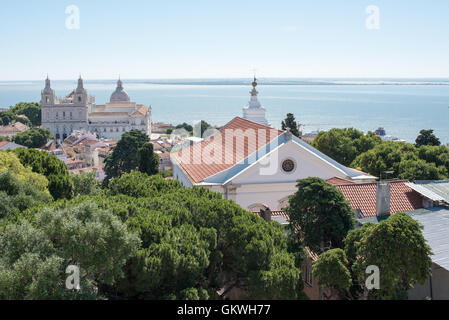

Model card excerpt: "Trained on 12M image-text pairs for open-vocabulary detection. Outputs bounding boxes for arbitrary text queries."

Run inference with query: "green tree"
[398,159,443,181]
[348,213,432,299]
[71,172,101,197]
[0,150,49,193]
[105,172,304,300]
[12,148,68,177]
[0,202,140,299]
[281,113,300,138]
[47,174,74,200]
[0,171,51,221]
[175,122,193,132]
[13,128,54,148]
[312,248,352,300]
[9,102,42,127]
[11,148,72,200]
[103,130,149,183]
[0,110,17,126]
[415,129,441,148]
[137,142,159,176]
[286,177,354,254]
[312,128,381,166]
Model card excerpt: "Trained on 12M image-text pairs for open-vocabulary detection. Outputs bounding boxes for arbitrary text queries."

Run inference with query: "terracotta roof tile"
[334,180,423,218]
[326,177,355,186]
[172,117,283,183]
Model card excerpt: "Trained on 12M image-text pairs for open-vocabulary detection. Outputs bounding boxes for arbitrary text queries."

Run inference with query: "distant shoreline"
[1,78,449,86]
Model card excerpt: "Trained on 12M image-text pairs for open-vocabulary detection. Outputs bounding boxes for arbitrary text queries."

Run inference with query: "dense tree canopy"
[0,102,42,127]
[12,148,68,177]
[103,130,149,183]
[352,142,449,181]
[312,248,352,299]
[0,151,48,193]
[11,148,72,200]
[312,128,382,167]
[281,113,300,138]
[349,213,432,299]
[137,142,159,176]
[106,172,304,299]
[13,128,54,149]
[415,129,441,148]
[47,174,74,200]
[0,171,51,221]
[9,102,42,127]
[286,177,354,254]
[0,170,305,300]
[0,202,140,299]
[71,172,101,197]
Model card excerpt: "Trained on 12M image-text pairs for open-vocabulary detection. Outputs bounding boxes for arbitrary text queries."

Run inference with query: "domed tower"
[110,78,130,103]
[41,75,55,106]
[74,75,88,106]
[242,77,268,125]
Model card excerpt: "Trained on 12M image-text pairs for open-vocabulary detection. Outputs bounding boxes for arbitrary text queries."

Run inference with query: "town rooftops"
[331,179,423,218]
[406,180,449,204]
[0,141,25,151]
[407,207,449,271]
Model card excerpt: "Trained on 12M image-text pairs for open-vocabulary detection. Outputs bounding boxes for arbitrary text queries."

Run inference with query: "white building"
[41,77,151,140]
[242,77,268,126]
[172,117,376,212]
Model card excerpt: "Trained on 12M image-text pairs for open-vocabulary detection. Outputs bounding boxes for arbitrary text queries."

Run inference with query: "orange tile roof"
[334,180,423,218]
[0,141,9,148]
[172,117,283,183]
[326,177,355,186]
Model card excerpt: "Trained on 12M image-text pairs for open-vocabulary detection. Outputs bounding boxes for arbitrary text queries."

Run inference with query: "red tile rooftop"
[172,117,283,183]
[333,180,423,218]
[326,177,355,186]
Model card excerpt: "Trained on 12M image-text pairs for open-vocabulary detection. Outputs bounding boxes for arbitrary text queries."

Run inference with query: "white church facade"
[41,77,151,140]
[172,80,376,211]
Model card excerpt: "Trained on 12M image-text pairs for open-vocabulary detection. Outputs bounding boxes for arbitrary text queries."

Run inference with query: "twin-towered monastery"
[41,77,151,140]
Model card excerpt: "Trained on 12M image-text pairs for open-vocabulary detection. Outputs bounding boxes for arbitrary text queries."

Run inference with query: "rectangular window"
[305,263,313,287]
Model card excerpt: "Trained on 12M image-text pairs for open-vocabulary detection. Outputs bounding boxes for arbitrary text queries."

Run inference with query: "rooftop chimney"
[376,181,391,216]
[260,206,272,222]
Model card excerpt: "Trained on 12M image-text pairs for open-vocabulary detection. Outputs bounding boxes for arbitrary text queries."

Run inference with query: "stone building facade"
[41,77,151,140]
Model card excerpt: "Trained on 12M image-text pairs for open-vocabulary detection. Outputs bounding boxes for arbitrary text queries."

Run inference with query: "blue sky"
[1,0,449,80]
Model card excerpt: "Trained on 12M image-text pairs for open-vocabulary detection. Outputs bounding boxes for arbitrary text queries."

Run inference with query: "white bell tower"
[242,77,268,125]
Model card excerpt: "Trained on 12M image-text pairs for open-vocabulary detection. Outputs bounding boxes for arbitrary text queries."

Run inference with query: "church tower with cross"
[242,77,269,125]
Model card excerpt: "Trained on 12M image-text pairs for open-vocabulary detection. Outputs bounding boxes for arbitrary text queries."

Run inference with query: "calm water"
[1,79,449,143]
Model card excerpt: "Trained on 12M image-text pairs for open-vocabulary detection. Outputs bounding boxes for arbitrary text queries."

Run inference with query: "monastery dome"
[110,79,130,103]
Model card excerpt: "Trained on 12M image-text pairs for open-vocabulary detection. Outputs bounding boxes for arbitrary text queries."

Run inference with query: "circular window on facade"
[282,159,296,173]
